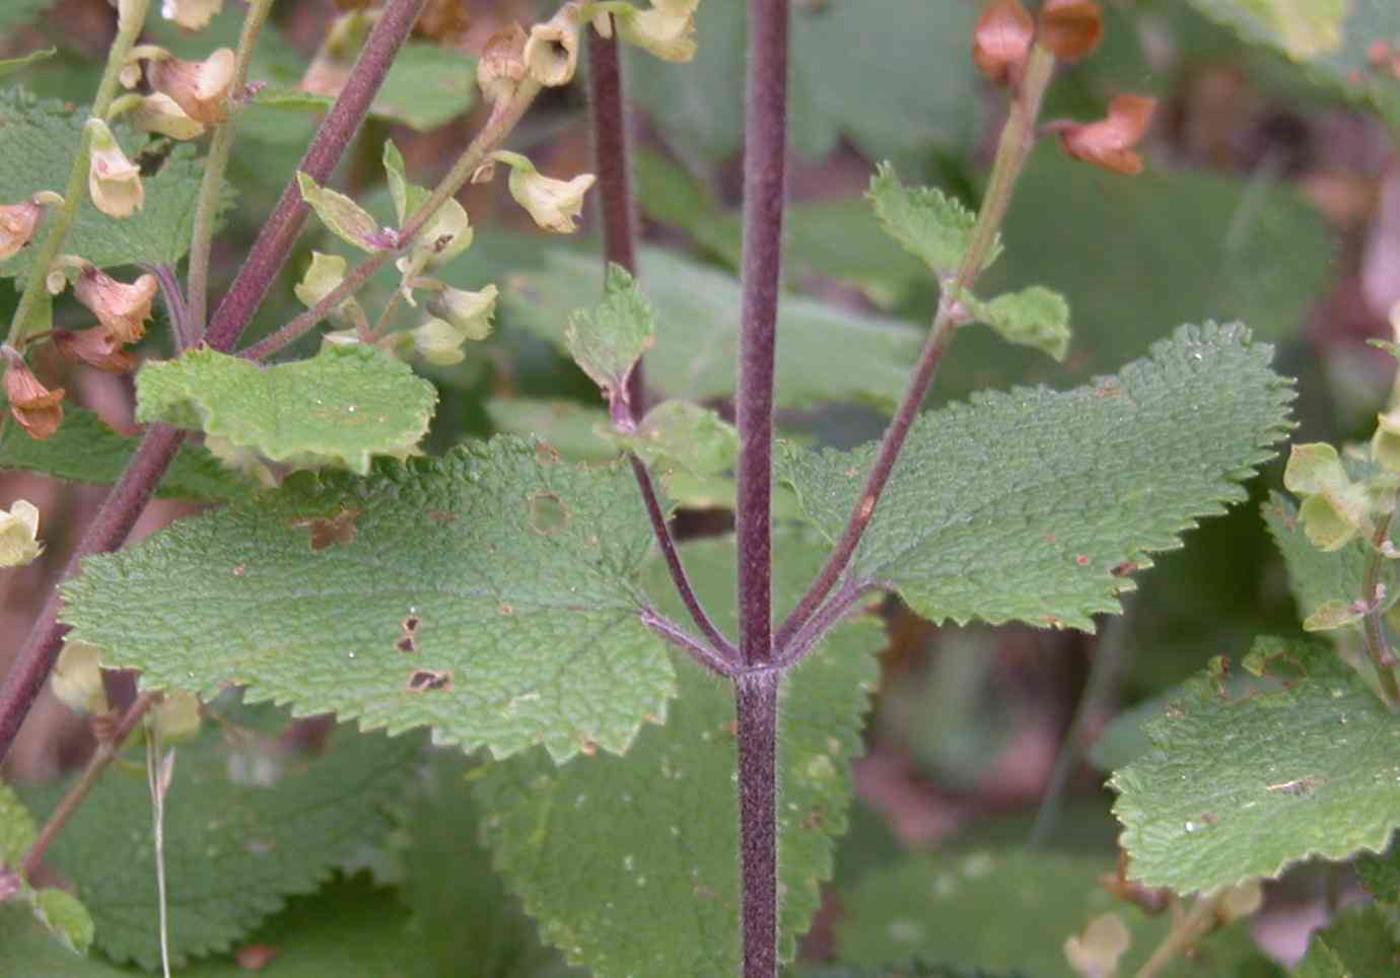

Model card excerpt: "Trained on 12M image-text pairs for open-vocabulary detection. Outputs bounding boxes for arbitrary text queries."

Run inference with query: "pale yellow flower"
[0,499,43,568]
[51,642,109,715]
[87,119,143,218]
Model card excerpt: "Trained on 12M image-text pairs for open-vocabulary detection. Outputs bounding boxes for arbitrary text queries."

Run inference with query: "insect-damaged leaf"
[60,438,671,762]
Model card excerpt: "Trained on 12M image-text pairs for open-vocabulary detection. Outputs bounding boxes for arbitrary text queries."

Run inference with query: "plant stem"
[185,0,275,333]
[5,0,152,349]
[640,607,737,677]
[0,0,428,765]
[151,264,193,351]
[774,46,1056,653]
[240,79,542,361]
[735,669,779,978]
[1134,894,1222,978]
[203,0,430,351]
[736,0,789,671]
[774,579,878,669]
[1362,513,1400,707]
[21,692,158,879]
[734,0,789,974]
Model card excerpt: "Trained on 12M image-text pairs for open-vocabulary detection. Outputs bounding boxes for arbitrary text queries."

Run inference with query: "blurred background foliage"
[3,0,1400,972]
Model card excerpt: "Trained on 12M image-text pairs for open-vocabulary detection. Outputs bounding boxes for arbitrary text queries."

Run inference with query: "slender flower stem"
[774,46,1057,653]
[5,0,152,349]
[0,0,428,765]
[774,580,879,669]
[150,264,193,351]
[734,1,790,975]
[21,693,158,879]
[203,0,430,351]
[1362,513,1400,707]
[1133,894,1223,978]
[736,0,789,670]
[186,0,275,333]
[240,81,542,361]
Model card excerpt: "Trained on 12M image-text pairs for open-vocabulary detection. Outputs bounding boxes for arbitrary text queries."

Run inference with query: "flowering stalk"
[185,0,276,332]
[4,0,153,349]
[0,0,430,764]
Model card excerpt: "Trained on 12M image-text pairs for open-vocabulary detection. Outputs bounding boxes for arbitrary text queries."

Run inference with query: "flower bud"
[1375,411,1400,473]
[523,5,583,86]
[74,267,157,345]
[161,0,223,31]
[205,435,279,487]
[153,690,202,742]
[52,327,139,374]
[616,1,698,62]
[1063,912,1130,978]
[1038,0,1103,63]
[0,197,46,262]
[3,356,65,441]
[51,641,108,715]
[148,48,237,124]
[294,251,368,331]
[0,498,43,568]
[477,24,528,104]
[131,93,206,141]
[495,151,595,234]
[86,119,143,218]
[428,283,497,341]
[1055,94,1156,175]
[410,316,469,366]
[972,0,1033,87]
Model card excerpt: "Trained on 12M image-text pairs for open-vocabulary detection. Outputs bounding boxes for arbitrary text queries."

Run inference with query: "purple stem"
[640,607,736,677]
[774,580,879,669]
[734,0,790,975]
[0,0,427,765]
[586,29,733,662]
[150,264,193,352]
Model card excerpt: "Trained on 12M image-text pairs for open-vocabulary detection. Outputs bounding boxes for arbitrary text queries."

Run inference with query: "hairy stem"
[0,0,428,765]
[1362,513,1400,707]
[21,692,158,879]
[640,607,737,677]
[5,0,152,348]
[240,80,542,361]
[203,0,430,351]
[1134,894,1223,978]
[734,0,790,974]
[185,0,275,332]
[774,45,1056,652]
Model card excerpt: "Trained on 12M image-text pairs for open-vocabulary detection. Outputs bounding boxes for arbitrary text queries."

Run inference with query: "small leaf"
[1301,600,1365,632]
[963,285,1071,361]
[32,888,93,955]
[621,400,738,476]
[135,345,437,475]
[778,324,1293,630]
[296,171,390,252]
[1111,637,1400,893]
[60,439,671,762]
[0,781,37,870]
[1293,905,1400,978]
[564,264,656,403]
[0,48,55,80]
[867,162,996,277]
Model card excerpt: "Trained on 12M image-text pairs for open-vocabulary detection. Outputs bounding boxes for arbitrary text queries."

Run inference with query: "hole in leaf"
[527,491,570,536]
[407,669,451,692]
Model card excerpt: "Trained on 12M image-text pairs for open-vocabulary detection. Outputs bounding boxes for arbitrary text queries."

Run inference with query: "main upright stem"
[735,0,790,974]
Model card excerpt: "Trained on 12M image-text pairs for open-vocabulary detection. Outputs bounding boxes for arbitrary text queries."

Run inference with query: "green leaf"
[1263,493,1394,629]
[487,398,615,462]
[135,345,437,475]
[0,49,56,80]
[565,264,655,398]
[0,405,253,502]
[1357,843,1400,905]
[0,780,36,870]
[399,753,579,978]
[296,172,388,253]
[0,90,217,277]
[31,888,93,955]
[0,875,422,977]
[504,247,923,411]
[1111,636,1400,893]
[1186,0,1400,127]
[963,286,1071,362]
[627,0,978,165]
[29,711,420,969]
[837,850,1276,978]
[473,535,881,978]
[868,162,995,277]
[779,323,1293,630]
[60,438,671,762]
[372,42,478,131]
[382,140,427,226]
[1293,905,1400,978]
[622,400,738,477]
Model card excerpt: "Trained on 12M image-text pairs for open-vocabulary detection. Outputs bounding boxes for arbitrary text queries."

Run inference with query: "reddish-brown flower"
[0,199,44,262]
[74,267,157,345]
[973,0,1034,88]
[1038,0,1103,62]
[147,49,236,124]
[52,327,139,374]
[3,357,65,440]
[1056,94,1156,175]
